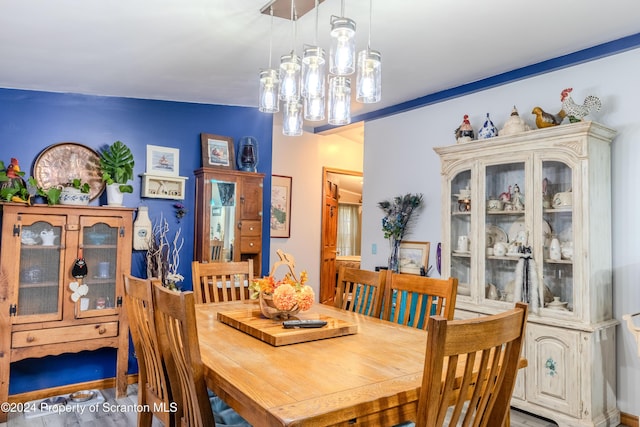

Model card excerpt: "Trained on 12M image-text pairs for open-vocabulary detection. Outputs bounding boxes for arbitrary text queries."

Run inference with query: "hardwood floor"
[0,384,568,426]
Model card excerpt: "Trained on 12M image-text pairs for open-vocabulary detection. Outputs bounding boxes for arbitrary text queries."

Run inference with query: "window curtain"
[337,204,361,256]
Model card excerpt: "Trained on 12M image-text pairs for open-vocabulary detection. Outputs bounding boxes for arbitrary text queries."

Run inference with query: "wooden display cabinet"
[0,203,133,422]
[194,168,264,276]
[434,122,619,426]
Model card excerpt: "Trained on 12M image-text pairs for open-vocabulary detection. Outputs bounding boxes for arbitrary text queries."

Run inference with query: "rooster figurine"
[560,87,601,122]
[531,106,566,129]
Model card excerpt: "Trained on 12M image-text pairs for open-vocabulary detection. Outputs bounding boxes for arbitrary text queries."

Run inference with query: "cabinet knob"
[249,226,255,231]
[249,242,254,247]
[98,327,107,335]
[26,336,35,343]
[237,222,242,229]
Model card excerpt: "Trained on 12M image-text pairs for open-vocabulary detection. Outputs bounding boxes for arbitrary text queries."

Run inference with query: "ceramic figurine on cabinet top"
[454,115,475,144]
[478,113,498,139]
[500,106,531,136]
[531,105,565,129]
[560,87,602,123]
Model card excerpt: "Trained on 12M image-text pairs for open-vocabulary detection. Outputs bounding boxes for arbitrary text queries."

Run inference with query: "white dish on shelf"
[452,249,470,254]
[546,298,568,310]
[486,225,507,247]
[508,218,551,245]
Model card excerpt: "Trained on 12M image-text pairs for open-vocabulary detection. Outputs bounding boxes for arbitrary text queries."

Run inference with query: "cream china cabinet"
[434,121,619,426]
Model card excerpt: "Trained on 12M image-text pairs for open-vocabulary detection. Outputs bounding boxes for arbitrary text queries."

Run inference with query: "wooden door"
[320,178,339,304]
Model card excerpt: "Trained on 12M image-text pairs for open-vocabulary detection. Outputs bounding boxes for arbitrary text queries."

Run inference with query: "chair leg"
[503,409,510,426]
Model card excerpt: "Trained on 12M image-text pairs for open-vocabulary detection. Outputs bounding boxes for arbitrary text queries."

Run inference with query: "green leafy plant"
[27,176,61,205]
[99,140,134,193]
[69,178,90,193]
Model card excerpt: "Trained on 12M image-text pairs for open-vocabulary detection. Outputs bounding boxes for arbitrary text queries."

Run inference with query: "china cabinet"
[434,122,619,426]
[194,168,264,276]
[0,203,133,422]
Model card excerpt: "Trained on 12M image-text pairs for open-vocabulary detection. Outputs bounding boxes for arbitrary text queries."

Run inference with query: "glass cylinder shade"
[279,53,301,102]
[356,49,381,103]
[236,136,259,172]
[328,76,351,126]
[258,69,280,113]
[329,16,356,76]
[301,45,326,99]
[283,100,303,136]
[304,94,325,121]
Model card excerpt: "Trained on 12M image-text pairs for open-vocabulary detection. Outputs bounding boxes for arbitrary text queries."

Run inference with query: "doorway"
[319,167,363,304]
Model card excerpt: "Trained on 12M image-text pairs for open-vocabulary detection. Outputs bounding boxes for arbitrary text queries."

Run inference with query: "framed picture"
[270,175,292,238]
[146,145,180,176]
[201,133,235,169]
[399,241,431,275]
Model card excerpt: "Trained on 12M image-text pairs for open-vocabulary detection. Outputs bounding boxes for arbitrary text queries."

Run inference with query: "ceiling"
[1,1,639,138]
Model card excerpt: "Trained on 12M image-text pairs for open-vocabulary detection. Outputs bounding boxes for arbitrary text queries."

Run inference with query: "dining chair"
[210,239,224,262]
[334,266,386,317]
[411,302,528,427]
[191,260,253,304]
[152,283,250,427]
[123,274,177,427]
[382,271,458,328]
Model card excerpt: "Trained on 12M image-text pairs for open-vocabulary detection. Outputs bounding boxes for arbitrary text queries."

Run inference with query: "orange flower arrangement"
[250,270,314,311]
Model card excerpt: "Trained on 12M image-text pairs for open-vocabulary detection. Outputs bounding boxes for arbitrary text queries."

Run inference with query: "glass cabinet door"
[540,160,573,313]
[78,217,122,316]
[484,162,526,303]
[17,218,65,322]
[209,179,236,262]
[450,169,472,297]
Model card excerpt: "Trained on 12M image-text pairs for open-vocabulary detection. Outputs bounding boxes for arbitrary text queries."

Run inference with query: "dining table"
[196,300,427,426]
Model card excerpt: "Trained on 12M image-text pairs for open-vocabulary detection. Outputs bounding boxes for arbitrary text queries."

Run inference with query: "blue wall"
[0,88,273,393]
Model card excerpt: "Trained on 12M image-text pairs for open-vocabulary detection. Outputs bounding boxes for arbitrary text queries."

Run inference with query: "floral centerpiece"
[249,250,315,319]
[378,193,424,272]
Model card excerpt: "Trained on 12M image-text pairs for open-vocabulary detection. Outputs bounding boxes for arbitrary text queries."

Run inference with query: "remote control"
[282,319,327,329]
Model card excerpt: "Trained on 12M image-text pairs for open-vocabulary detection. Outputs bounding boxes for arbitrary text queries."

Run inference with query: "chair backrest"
[415,302,528,427]
[123,274,176,426]
[382,271,458,328]
[152,283,216,427]
[210,239,224,262]
[191,260,253,304]
[334,266,386,317]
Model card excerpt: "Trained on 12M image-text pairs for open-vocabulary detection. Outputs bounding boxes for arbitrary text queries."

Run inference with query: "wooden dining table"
[196,300,427,426]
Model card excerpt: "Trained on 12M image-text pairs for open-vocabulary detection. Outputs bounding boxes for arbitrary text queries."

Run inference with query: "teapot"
[40,229,57,246]
[493,242,508,257]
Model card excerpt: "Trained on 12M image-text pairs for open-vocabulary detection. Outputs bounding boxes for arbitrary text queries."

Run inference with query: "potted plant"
[59,178,91,205]
[99,140,135,206]
[27,176,62,205]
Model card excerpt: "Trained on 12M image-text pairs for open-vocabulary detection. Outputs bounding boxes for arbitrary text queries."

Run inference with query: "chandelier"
[258,0,382,136]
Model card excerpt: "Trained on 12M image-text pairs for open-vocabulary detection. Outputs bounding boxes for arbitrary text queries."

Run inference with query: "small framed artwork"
[146,145,180,176]
[201,133,235,169]
[270,175,292,238]
[399,241,431,275]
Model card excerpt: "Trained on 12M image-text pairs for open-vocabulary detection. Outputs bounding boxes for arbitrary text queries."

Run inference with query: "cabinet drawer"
[241,220,261,236]
[12,322,119,348]
[240,237,261,253]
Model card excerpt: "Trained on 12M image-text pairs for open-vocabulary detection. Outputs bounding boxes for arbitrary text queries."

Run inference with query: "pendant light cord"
[314,0,319,46]
[367,0,372,50]
[268,6,274,68]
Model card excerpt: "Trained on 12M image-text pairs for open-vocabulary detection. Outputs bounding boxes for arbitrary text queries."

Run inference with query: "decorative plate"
[33,142,105,201]
[486,225,507,247]
[508,218,551,245]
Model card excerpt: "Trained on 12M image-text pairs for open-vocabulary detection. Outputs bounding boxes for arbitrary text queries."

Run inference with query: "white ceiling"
[1,1,639,137]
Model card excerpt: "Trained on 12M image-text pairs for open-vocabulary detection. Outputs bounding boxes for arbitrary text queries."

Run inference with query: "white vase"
[106,183,124,206]
[549,237,561,261]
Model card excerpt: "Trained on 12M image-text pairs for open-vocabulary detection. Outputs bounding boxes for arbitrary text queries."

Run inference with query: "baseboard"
[622,412,639,427]
[8,374,139,404]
